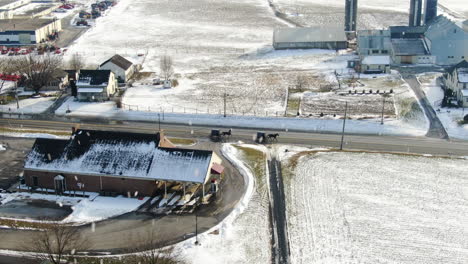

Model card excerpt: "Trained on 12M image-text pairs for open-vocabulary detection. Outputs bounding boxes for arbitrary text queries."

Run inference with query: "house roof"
[391,39,428,56]
[0,18,58,31]
[362,55,391,65]
[100,54,133,70]
[273,27,347,43]
[77,70,111,86]
[447,60,468,77]
[24,130,213,184]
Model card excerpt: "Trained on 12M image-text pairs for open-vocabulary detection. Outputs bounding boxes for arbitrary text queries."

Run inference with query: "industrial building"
[357,29,391,56]
[424,16,468,65]
[390,38,433,64]
[0,18,61,45]
[273,27,347,50]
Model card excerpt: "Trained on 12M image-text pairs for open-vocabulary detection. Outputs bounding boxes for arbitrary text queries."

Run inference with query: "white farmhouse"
[76,70,117,102]
[99,54,135,83]
[444,60,468,107]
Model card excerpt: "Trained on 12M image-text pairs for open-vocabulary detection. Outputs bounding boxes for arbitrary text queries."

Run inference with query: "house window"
[372,50,379,54]
[32,176,38,187]
[382,50,388,54]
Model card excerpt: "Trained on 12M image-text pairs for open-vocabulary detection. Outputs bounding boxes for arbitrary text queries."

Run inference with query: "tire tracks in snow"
[266,149,291,264]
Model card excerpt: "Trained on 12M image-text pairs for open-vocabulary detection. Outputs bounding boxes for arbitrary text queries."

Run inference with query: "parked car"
[76,19,88,26]
[54,8,67,13]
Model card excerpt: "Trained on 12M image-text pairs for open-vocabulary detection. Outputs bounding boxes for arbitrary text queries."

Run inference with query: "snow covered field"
[418,73,468,140]
[176,144,271,264]
[273,0,467,29]
[0,96,55,114]
[281,149,468,264]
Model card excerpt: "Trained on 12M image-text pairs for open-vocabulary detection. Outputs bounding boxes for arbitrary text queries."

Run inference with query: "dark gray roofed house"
[99,54,136,83]
[76,70,117,101]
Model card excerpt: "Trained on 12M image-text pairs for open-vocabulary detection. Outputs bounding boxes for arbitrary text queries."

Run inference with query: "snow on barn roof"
[273,27,347,43]
[25,130,213,183]
[362,55,390,65]
[100,54,133,70]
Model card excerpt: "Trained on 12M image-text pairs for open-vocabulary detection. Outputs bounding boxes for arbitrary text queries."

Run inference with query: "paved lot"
[0,138,34,191]
[0,199,72,221]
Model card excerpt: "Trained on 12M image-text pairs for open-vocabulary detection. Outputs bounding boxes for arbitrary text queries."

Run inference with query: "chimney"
[424,0,438,24]
[345,0,358,32]
[409,0,422,27]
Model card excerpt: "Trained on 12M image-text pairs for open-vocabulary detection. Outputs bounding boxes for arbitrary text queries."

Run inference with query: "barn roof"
[391,39,428,55]
[24,130,213,183]
[273,27,347,43]
[100,54,133,70]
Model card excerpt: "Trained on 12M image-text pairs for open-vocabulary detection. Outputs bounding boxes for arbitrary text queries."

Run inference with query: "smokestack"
[409,0,422,26]
[345,0,358,32]
[424,0,438,24]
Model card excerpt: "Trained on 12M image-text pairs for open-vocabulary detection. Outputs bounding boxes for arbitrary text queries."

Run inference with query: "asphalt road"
[402,75,449,139]
[268,158,290,264]
[1,118,468,156]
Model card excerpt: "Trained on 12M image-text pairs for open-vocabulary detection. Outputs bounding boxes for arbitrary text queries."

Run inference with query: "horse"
[221,129,232,137]
[267,133,279,141]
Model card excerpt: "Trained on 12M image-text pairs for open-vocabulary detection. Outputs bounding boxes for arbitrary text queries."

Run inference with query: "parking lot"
[0,137,34,191]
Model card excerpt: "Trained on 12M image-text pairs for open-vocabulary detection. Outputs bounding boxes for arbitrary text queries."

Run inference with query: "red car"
[1,50,8,55]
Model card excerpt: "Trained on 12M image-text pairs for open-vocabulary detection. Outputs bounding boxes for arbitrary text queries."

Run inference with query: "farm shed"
[23,129,223,197]
[99,54,135,83]
[273,27,347,50]
[360,56,391,74]
[0,18,61,45]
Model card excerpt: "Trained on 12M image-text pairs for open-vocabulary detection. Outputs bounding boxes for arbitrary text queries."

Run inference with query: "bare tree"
[124,228,176,264]
[68,53,84,71]
[0,58,21,108]
[26,222,89,264]
[160,55,174,81]
[15,54,63,94]
[295,75,309,92]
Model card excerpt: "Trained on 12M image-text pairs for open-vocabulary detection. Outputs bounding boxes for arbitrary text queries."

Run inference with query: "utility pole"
[194,200,200,246]
[158,113,161,131]
[340,102,348,150]
[380,95,385,125]
[223,92,227,118]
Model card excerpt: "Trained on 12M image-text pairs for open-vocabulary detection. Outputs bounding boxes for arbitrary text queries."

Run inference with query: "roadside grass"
[286,97,300,117]
[167,137,196,146]
[0,218,52,229]
[234,146,267,198]
[0,127,71,137]
[73,254,179,264]
[395,96,424,121]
